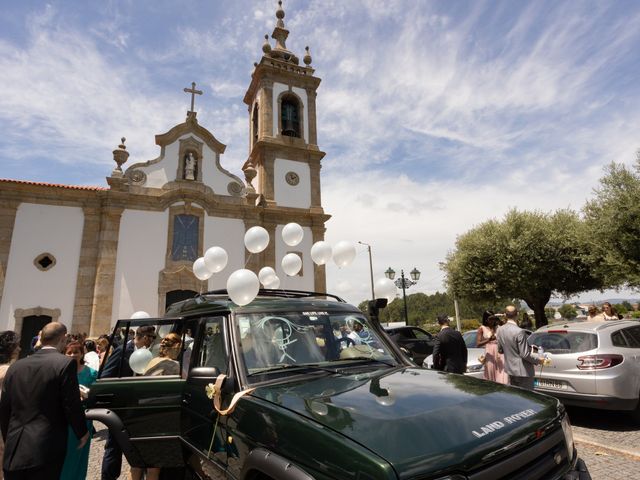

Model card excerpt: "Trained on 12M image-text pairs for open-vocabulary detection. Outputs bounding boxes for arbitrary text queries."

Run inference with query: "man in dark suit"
[0,322,89,480]
[100,325,156,480]
[432,315,468,374]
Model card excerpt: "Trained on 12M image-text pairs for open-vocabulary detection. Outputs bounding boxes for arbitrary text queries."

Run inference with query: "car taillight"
[576,354,623,370]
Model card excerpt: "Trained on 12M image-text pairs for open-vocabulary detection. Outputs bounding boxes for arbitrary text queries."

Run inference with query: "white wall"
[143,134,236,195]
[203,217,246,290]
[272,82,309,143]
[0,203,84,330]
[274,158,311,208]
[112,209,168,322]
[274,225,314,291]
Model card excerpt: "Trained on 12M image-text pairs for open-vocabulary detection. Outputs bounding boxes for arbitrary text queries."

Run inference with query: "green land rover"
[87,290,590,480]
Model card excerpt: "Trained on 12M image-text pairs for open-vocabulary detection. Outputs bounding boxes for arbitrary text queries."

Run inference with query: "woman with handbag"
[477,312,508,384]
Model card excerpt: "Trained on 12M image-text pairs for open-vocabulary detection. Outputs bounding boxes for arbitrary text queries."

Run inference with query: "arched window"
[281,95,301,138]
[252,103,259,146]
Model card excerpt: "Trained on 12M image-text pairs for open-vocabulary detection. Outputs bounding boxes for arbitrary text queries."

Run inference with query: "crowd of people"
[433,302,627,389]
[0,323,186,480]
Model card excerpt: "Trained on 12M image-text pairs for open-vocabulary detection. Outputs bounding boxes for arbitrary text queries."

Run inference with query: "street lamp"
[384,267,421,325]
[358,241,375,301]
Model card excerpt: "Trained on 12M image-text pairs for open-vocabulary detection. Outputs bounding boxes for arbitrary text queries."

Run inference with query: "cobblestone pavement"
[576,442,640,479]
[87,425,129,480]
[567,406,640,479]
[567,406,640,457]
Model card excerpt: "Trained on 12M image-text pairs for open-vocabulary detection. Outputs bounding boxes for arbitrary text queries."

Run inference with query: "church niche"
[182,151,198,181]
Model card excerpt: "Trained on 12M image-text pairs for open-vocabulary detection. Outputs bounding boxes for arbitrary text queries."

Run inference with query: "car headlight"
[561,414,575,463]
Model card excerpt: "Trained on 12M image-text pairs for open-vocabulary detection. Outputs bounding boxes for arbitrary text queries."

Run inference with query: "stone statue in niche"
[184,152,197,181]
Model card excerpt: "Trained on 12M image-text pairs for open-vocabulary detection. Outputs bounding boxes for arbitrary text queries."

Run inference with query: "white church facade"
[0,3,329,347]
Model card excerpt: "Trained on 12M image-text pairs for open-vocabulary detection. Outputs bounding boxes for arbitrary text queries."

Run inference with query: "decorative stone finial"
[276,0,285,28]
[303,46,312,66]
[244,165,257,193]
[112,137,129,177]
[262,34,272,53]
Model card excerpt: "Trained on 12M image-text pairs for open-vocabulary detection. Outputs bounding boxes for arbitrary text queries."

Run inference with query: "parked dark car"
[86,290,589,479]
[384,325,435,366]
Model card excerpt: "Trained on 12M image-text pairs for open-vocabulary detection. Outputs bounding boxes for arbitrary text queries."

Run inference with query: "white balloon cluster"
[374,277,397,304]
[191,221,362,307]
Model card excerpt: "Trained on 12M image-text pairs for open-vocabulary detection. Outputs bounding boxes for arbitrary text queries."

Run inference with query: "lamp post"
[384,267,421,325]
[358,241,375,301]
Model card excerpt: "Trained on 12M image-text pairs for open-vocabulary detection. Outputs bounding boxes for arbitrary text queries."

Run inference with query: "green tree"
[558,304,577,319]
[442,209,603,327]
[584,154,640,287]
[544,307,556,321]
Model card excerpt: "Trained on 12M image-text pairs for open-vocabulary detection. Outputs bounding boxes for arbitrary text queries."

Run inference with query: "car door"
[88,317,188,469]
[181,315,230,478]
[409,327,435,363]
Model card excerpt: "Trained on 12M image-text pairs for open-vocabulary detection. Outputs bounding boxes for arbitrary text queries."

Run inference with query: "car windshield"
[529,331,598,354]
[463,331,478,348]
[235,311,398,377]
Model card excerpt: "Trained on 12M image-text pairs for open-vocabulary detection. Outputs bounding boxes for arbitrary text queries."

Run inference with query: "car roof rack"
[199,288,347,303]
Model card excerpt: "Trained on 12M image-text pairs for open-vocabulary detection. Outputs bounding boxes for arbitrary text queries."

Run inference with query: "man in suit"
[496,305,542,390]
[100,325,156,480]
[432,315,468,374]
[0,322,89,480]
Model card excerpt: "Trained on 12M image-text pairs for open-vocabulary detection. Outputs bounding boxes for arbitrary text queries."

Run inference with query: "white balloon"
[374,277,397,303]
[204,246,228,273]
[282,223,304,246]
[129,348,152,374]
[244,226,270,254]
[130,311,150,319]
[263,275,281,289]
[227,269,260,306]
[310,241,333,265]
[258,266,277,286]
[193,257,212,280]
[332,241,356,268]
[281,253,302,276]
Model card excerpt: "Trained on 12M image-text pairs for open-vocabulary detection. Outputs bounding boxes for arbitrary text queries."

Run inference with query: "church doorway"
[19,315,52,358]
[165,290,198,311]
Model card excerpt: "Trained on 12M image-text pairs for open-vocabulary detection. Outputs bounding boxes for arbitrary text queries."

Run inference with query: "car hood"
[252,367,560,478]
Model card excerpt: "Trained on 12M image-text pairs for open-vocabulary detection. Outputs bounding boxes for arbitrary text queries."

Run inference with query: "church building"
[0,2,329,348]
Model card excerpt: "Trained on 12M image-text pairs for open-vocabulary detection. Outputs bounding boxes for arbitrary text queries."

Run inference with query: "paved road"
[86,407,639,480]
[567,406,640,479]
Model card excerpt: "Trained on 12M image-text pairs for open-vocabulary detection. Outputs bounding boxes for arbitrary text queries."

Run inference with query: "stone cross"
[183,82,203,113]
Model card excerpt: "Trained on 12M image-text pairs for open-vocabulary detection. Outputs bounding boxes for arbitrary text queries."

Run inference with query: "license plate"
[534,379,568,390]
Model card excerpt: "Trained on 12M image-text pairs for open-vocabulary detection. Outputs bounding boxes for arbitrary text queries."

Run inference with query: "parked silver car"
[529,320,640,418]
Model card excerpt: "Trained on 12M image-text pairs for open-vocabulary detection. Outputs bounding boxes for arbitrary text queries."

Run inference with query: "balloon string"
[244,253,252,268]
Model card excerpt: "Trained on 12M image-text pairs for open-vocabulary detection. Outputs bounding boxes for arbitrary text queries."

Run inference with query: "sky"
[1,0,639,308]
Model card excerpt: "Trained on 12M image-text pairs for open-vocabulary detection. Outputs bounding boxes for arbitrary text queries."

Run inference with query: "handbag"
[478,354,486,365]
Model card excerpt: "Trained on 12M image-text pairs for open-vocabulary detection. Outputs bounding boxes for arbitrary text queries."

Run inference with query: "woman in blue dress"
[60,340,98,480]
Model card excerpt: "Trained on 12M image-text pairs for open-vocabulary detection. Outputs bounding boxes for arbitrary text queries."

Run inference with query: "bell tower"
[243,1,324,214]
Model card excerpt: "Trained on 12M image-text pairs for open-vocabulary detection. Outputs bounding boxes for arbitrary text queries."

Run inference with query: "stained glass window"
[171,214,199,261]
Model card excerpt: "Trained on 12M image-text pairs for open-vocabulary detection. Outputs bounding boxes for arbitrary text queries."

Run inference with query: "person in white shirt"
[83,339,100,371]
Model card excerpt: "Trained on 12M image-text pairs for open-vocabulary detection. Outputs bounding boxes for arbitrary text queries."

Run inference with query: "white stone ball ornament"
[227,269,260,306]
[282,223,304,247]
[244,226,270,254]
[310,241,332,265]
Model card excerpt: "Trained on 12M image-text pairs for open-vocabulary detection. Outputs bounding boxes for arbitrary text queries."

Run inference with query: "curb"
[574,434,640,459]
